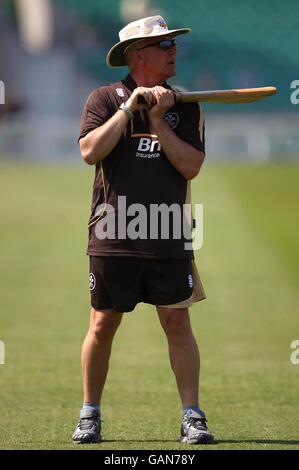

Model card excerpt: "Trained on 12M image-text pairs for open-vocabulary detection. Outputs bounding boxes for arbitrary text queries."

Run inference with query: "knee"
[89,308,122,341]
[161,309,192,339]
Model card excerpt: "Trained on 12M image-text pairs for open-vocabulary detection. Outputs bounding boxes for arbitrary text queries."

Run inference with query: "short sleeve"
[176,102,205,154]
[78,87,114,142]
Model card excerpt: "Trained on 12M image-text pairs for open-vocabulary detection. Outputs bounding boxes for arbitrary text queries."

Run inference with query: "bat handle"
[137,95,147,104]
[136,91,177,105]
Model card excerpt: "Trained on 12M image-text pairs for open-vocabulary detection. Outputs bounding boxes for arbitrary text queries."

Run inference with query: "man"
[72,15,214,445]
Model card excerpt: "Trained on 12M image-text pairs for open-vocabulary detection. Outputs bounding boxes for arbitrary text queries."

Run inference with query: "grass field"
[0,161,298,451]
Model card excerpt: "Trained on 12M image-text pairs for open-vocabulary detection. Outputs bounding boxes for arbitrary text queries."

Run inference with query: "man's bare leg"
[81,307,123,403]
[156,306,214,444]
[156,306,200,407]
[72,307,122,444]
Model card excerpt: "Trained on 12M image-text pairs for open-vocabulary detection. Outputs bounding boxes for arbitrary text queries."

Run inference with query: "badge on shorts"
[89,273,96,291]
[188,274,193,288]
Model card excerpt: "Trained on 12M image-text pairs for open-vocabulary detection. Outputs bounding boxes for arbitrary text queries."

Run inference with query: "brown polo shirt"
[79,74,205,259]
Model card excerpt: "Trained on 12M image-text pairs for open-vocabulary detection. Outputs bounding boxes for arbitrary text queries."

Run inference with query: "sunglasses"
[137,39,177,51]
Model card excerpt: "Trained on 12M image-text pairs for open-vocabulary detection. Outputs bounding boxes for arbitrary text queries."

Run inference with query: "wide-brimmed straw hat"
[106,15,190,68]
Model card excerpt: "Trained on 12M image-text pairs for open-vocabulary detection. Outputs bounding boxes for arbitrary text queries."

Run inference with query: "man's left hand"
[148,86,175,120]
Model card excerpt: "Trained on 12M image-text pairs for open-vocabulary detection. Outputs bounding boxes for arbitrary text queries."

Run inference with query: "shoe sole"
[73,434,102,445]
[180,434,214,445]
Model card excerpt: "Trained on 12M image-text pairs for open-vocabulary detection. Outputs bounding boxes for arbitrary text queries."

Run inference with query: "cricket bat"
[137,86,277,104]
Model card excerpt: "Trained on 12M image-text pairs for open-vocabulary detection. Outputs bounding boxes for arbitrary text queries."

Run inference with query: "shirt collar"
[121,74,170,92]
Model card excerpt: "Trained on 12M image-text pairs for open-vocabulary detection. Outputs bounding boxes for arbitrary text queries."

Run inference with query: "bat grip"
[137,95,146,104]
[137,91,177,105]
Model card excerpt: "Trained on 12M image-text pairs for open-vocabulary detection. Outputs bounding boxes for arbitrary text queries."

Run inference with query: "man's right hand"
[125,87,157,113]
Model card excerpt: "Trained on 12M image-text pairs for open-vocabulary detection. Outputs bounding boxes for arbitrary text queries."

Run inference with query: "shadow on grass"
[103,439,299,446]
[215,439,299,446]
[103,440,178,443]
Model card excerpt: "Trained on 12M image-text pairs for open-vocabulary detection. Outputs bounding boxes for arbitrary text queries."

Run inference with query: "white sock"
[80,402,100,416]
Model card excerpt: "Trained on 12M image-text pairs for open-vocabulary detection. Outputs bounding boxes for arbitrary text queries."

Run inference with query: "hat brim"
[106,28,191,68]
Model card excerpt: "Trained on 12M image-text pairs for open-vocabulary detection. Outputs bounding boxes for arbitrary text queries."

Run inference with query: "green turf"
[0,161,298,450]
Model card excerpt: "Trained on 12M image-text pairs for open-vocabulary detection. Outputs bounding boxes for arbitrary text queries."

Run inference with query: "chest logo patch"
[164,112,179,129]
[131,133,161,159]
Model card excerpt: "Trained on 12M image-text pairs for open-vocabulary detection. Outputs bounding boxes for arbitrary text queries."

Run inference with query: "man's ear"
[134,50,145,65]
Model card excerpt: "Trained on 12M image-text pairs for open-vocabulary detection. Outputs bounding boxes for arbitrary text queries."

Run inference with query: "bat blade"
[136,87,277,105]
[176,87,277,103]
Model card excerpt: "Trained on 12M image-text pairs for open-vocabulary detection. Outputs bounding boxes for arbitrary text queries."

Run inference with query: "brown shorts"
[89,256,206,313]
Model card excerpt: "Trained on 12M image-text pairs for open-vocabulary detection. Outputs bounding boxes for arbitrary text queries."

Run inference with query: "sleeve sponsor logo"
[116,88,125,97]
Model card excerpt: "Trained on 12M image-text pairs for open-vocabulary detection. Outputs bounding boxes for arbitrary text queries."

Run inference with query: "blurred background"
[0,0,299,451]
[0,0,298,161]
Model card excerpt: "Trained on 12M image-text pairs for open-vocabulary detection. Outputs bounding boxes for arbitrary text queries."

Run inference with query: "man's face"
[132,34,178,79]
